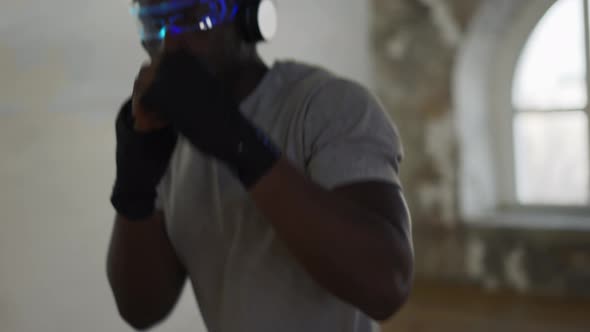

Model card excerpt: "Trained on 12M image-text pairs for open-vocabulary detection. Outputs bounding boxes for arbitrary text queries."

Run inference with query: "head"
[132,0,277,77]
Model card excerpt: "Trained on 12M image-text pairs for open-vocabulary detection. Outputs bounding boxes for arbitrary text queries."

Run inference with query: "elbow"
[115,302,169,331]
[368,224,414,321]
[107,275,173,331]
[124,317,160,331]
[369,277,412,321]
[106,267,180,330]
[363,266,413,322]
[122,317,156,331]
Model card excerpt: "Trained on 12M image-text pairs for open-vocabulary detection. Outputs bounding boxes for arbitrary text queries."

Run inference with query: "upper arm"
[332,180,414,306]
[109,210,186,280]
[332,180,414,317]
[332,181,412,249]
[304,78,413,257]
[107,211,187,329]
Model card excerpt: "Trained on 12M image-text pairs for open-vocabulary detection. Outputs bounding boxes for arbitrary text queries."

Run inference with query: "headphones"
[238,0,278,43]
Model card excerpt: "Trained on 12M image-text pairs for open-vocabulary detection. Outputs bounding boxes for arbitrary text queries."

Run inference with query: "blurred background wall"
[2,0,590,332]
[371,0,590,296]
[372,1,590,330]
[0,1,372,331]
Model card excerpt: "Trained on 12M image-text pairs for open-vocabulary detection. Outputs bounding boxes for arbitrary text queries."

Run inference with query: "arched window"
[455,0,590,226]
[512,0,589,206]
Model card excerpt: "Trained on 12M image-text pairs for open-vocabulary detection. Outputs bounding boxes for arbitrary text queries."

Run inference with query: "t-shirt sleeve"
[304,79,404,190]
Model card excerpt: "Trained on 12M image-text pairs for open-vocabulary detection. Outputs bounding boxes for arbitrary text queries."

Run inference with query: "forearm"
[106,212,186,329]
[250,158,413,320]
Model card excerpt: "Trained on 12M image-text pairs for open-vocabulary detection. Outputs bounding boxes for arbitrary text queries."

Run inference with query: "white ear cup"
[256,0,277,41]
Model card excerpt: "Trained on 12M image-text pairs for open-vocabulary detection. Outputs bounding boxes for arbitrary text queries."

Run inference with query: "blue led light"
[132,0,239,41]
[230,4,239,19]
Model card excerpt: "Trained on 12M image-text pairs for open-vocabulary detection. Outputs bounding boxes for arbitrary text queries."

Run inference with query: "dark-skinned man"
[106,0,414,331]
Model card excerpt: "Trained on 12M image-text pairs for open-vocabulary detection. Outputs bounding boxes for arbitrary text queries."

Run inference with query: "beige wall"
[0,1,372,331]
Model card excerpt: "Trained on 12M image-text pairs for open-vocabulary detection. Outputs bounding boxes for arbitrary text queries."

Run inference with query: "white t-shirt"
[156,61,403,332]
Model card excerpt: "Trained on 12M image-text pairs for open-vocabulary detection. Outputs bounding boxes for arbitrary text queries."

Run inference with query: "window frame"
[509,0,590,207]
[454,0,590,227]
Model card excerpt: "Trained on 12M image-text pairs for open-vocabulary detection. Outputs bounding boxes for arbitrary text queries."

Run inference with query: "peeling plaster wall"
[370,0,590,297]
[371,0,473,225]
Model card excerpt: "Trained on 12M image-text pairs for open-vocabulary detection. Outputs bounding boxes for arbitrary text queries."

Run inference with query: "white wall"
[259,0,373,88]
[0,1,372,331]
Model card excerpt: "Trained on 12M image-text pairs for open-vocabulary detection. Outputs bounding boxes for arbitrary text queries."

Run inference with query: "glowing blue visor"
[130,0,239,41]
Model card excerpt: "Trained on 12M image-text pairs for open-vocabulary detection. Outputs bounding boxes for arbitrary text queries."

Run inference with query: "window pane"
[513,0,587,110]
[514,111,588,205]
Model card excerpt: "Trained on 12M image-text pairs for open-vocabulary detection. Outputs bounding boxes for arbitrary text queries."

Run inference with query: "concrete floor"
[381,280,590,332]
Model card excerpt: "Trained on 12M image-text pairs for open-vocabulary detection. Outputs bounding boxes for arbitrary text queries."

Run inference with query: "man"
[106,0,414,331]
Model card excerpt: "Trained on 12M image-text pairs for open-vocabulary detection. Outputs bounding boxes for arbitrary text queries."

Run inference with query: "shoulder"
[272,61,384,121]
[312,77,376,108]
[306,75,394,131]
[270,61,398,138]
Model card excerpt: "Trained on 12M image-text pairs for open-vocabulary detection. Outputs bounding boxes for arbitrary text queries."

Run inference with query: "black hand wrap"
[110,100,178,220]
[141,51,280,189]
